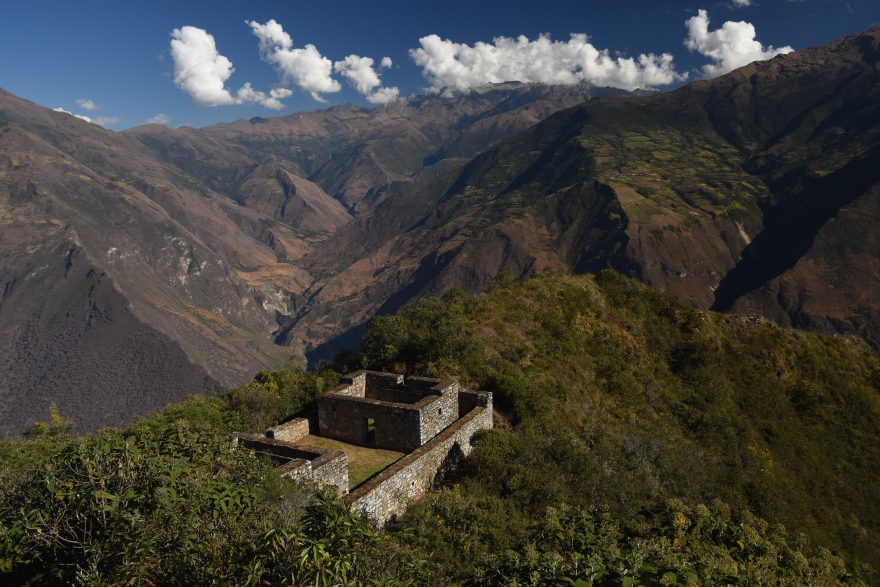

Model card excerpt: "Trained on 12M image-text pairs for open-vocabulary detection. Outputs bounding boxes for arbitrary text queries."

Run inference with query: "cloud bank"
[409,33,686,93]
[168,13,792,109]
[684,9,793,77]
[53,108,118,127]
[170,21,400,108]
[246,19,399,104]
[53,107,92,123]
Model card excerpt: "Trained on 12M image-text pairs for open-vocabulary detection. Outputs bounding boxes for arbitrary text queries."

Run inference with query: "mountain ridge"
[1,27,878,434]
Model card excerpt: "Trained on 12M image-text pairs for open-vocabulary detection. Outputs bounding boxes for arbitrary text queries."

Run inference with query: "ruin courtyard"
[234,370,494,525]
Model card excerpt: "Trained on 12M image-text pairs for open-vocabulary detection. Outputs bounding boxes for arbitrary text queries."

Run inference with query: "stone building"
[234,370,493,525]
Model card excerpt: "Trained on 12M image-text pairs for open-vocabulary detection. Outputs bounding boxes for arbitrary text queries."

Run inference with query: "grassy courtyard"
[301,434,404,488]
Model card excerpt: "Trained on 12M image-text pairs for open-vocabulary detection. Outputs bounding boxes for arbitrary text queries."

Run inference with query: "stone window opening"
[364,417,376,446]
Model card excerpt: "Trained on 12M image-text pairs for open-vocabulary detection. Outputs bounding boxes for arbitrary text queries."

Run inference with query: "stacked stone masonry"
[233,433,349,496]
[318,371,461,452]
[266,417,309,442]
[234,370,492,525]
[345,390,492,525]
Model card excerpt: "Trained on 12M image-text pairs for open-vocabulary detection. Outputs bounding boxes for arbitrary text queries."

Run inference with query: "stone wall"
[318,394,424,451]
[266,417,310,442]
[332,371,368,397]
[418,384,459,444]
[345,392,493,526]
[236,372,493,525]
[234,433,349,496]
[318,371,461,452]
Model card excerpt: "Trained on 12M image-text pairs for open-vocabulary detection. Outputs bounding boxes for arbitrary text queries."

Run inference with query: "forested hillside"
[2,271,878,584]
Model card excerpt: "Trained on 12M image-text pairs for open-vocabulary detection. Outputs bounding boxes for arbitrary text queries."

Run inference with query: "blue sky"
[1,0,876,130]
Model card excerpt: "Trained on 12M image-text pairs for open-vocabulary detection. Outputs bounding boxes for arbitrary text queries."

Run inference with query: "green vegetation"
[2,270,878,584]
[357,270,880,584]
[0,372,425,585]
[576,110,766,224]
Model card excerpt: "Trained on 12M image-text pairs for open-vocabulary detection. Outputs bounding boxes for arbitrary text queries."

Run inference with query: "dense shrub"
[364,271,880,583]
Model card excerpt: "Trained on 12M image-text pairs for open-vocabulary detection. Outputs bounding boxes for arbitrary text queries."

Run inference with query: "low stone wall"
[295,450,349,496]
[234,433,349,496]
[345,395,493,526]
[266,417,310,442]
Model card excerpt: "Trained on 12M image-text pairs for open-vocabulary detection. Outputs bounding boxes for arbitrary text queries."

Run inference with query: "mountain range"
[0,28,877,436]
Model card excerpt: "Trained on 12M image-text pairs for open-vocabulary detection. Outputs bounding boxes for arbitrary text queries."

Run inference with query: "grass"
[301,434,403,487]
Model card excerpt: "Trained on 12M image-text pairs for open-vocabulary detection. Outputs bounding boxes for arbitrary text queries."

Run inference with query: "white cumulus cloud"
[236,83,292,110]
[170,25,293,109]
[170,26,238,106]
[380,56,393,69]
[732,0,752,7]
[684,9,793,77]
[53,108,118,128]
[247,19,340,102]
[409,33,686,93]
[76,98,99,111]
[334,55,400,104]
[367,86,400,105]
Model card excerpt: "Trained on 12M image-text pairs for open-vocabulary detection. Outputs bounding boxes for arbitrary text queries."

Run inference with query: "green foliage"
[0,373,427,585]
[363,270,880,583]
[227,367,340,432]
[2,271,878,584]
[361,289,485,378]
[23,402,73,437]
[474,500,856,586]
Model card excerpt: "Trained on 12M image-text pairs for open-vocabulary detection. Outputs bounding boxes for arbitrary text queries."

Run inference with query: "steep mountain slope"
[128,83,613,214]
[0,90,293,434]
[1,28,877,434]
[2,271,875,584]
[0,83,607,435]
[294,28,880,358]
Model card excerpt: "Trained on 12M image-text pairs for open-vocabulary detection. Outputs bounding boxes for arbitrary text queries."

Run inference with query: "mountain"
[126,82,610,213]
[1,28,878,435]
[361,270,880,582]
[292,27,880,359]
[0,90,297,436]
[0,83,604,436]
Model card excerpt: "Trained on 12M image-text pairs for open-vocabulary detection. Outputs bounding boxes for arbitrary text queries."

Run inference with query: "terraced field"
[579,123,767,223]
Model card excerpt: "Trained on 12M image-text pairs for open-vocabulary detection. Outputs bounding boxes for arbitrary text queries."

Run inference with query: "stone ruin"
[233,370,493,525]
